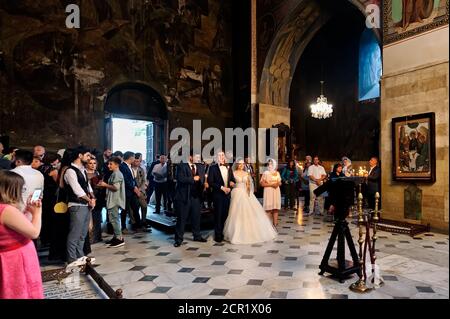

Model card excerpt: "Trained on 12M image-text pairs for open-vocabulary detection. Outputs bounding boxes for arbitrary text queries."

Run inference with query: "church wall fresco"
[383,0,449,45]
[0,0,233,150]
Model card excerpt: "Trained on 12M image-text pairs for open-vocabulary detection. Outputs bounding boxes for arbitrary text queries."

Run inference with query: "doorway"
[111,117,154,164]
[104,82,168,163]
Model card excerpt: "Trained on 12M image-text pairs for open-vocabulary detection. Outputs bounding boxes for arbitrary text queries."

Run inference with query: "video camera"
[314,177,357,220]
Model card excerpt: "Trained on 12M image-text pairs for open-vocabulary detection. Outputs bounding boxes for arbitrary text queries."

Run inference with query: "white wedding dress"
[224,173,278,245]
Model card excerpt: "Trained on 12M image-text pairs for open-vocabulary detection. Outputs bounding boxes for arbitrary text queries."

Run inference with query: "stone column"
[251,0,260,168]
[251,0,258,107]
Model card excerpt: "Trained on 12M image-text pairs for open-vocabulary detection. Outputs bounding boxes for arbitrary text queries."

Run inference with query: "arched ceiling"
[259,0,381,108]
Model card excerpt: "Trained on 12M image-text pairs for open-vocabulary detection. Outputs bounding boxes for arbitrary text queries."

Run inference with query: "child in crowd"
[98,157,126,248]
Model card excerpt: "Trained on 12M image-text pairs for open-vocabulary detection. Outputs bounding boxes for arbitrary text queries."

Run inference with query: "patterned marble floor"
[41,207,449,299]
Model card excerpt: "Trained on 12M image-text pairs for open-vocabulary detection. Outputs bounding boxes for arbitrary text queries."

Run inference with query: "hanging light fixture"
[310,80,333,119]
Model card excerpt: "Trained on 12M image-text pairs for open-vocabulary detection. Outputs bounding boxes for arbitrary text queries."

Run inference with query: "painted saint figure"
[398,0,436,30]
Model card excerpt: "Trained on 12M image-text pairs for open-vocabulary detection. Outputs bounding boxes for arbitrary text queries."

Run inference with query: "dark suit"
[119,162,141,229]
[207,163,236,241]
[174,162,206,243]
[0,158,11,170]
[366,165,381,210]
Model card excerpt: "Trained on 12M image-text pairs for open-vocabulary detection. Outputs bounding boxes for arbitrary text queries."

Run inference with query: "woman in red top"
[0,170,43,299]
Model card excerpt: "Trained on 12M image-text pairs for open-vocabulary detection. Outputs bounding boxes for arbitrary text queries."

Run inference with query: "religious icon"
[392,113,436,182]
[397,0,436,30]
[384,0,448,44]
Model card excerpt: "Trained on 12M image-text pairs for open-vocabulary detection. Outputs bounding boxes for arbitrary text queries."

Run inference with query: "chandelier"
[310,81,333,119]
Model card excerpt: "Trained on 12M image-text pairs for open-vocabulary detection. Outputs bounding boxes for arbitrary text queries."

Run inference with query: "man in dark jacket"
[173,152,207,247]
[146,154,160,203]
[119,151,150,233]
[207,151,236,243]
[365,156,381,210]
[0,157,11,170]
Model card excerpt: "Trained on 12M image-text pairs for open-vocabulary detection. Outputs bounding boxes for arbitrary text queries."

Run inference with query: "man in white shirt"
[152,154,168,214]
[11,149,44,209]
[307,156,327,216]
[63,146,96,266]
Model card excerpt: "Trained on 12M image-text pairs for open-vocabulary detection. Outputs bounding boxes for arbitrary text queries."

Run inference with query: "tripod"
[315,177,362,283]
[319,217,360,283]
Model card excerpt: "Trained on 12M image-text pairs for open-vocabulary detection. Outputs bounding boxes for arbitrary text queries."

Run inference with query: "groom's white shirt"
[219,164,228,187]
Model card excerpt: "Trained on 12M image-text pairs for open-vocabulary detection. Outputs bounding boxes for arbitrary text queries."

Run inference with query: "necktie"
[191,164,196,176]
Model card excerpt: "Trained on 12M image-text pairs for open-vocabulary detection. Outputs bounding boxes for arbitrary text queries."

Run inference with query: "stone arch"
[259,0,381,108]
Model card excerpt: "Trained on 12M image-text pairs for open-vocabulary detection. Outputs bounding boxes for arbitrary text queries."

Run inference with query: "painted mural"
[383,0,449,44]
[0,0,233,149]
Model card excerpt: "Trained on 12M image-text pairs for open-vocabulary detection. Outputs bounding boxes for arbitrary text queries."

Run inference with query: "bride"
[223,159,277,245]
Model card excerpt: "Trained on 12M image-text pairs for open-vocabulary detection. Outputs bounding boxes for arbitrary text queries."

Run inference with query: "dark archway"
[105,82,168,120]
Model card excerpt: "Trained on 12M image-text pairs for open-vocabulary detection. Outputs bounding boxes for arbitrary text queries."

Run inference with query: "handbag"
[54,187,68,214]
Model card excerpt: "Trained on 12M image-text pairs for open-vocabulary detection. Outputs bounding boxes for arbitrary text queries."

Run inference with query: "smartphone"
[31,189,42,202]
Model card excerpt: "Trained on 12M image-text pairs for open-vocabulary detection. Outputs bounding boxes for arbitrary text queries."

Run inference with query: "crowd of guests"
[279,155,381,217]
[0,143,168,298]
[0,140,381,299]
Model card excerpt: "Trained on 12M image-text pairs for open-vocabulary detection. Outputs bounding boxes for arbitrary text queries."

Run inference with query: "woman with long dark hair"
[330,163,345,179]
[48,149,72,261]
[86,157,103,244]
[38,152,60,247]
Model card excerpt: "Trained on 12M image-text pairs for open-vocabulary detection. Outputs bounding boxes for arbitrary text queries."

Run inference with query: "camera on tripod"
[314,177,356,220]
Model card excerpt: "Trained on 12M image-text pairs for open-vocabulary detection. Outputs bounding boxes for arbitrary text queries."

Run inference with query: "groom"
[173,152,207,247]
[207,151,236,242]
